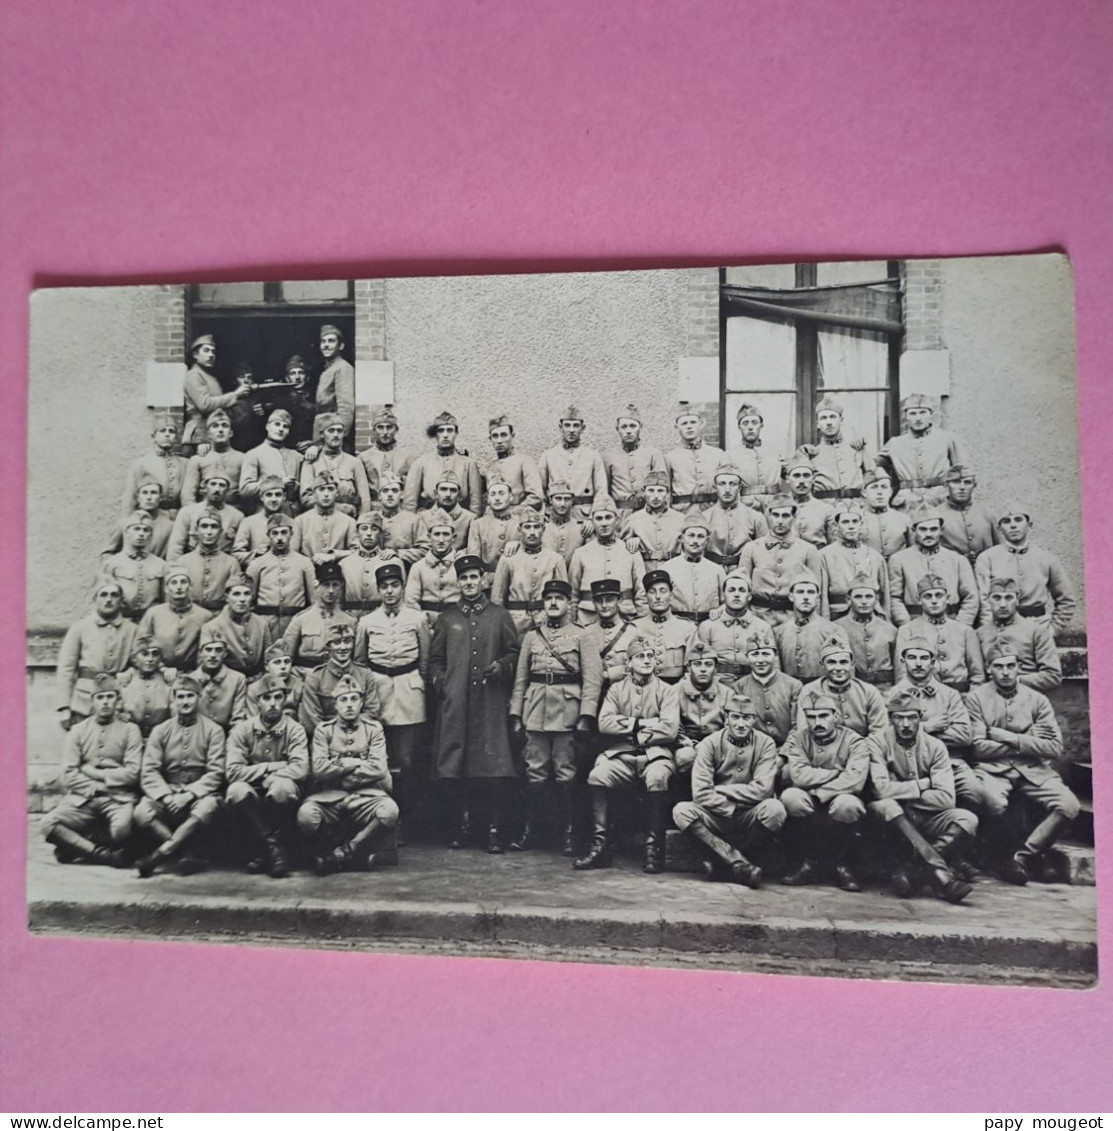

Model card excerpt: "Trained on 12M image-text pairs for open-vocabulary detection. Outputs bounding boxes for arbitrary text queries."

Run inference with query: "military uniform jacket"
[467,511,520,574]
[895,615,984,689]
[796,677,887,740]
[292,508,357,559]
[246,669,305,719]
[876,427,966,494]
[700,502,765,570]
[340,551,397,612]
[299,450,372,516]
[225,715,309,785]
[792,496,835,548]
[782,726,870,800]
[135,601,213,672]
[808,437,874,497]
[888,678,972,750]
[358,445,417,497]
[631,613,697,682]
[117,669,174,738]
[232,511,281,566]
[201,609,269,677]
[183,366,241,447]
[313,357,356,438]
[182,447,245,508]
[167,501,244,561]
[965,682,1065,783]
[818,541,890,618]
[773,615,848,682]
[865,728,956,813]
[974,543,1076,632]
[857,505,910,560]
[246,549,316,612]
[620,507,684,566]
[62,716,142,803]
[662,554,726,618]
[308,716,391,801]
[976,616,1061,693]
[541,517,587,565]
[484,450,544,512]
[582,618,640,688]
[725,442,783,504]
[490,546,568,627]
[404,550,462,616]
[196,665,249,730]
[176,548,246,611]
[122,451,188,515]
[739,536,822,611]
[238,442,302,507]
[380,508,430,566]
[665,442,728,512]
[841,612,897,685]
[888,544,979,627]
[282,604,357,668]
[696,610,776,681]
[106,509,174,561]
[97,551,166,619]
[736,671,803,746]
[690,729,778,816]
[603,444,666,507]
[537,443,608,517]
[569,539,647,621]
[677,676,733,743]
[598,675,680,751]
[141,715,225,801]
[419,504,475,552]
[510,622,604,731]
[404,450,482,513]
[298,660,382,737]
[940,499,999,564]
[355,605,431,726]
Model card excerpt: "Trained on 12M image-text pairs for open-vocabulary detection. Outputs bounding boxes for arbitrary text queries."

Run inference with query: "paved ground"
[26,834,1097,988]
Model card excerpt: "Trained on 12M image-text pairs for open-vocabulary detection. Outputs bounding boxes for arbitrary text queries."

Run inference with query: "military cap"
[199,635,228,652]
[424,513,455,534]
[173,674,202,695]
[547,479,574,498]
[206,407,232,426]
[542,578,573,599]
[626,634,656,658]
[268,407,293,425]
[641,470,670,489]
[616,404,642,424]
[374,562,404,586]
[285,354,307,374]
[723,569,752,589]
[787,570,821,592]
[355,511,384,528]
[984,639,1021,665]
[712,463,743,482]
[735,403,764,423]
[195,507,224,526]
[233,361,254,380]
[814,395,844,416]
[372,407,398,426]
[258,475,286,494]
[255,673,290,697]
[681,514,711,533]
[686,640,718,664]
[330,675,363,700]
[745,638,778,654]
[765,492,798,513]
[590,578,622,597]
[847,569,878,594]
[488,414,513,430]
[264,640,293,661]
[224,574,252,592]
[943,464,976,483]
[518,511,544,527]
[784,452,815,475]
[266,512,294,530]
[436,470,462,490]
[431,410,458,428]
[316,413,343,433]
[590,493,618,515]
[124,510,154,530]
[91,673,120,694]
[134,474,165,493]
[996,502,1031,523]
[559,405,584,422]
[314,559,344,584]
[378,472,404,490]
[643,569,673,591]
[988,576,1019,594]
[724,692,757,715]
[319,324,343,341]
[916,573,948,596]
[901,393,937,412]
[909,509,944,528]
[887,687,924,715]
[190,333,215,351]
[453,554,485,576]
[900,633,937,657]
[327,622,356,642]
[130,634,162,656]
[820,636,853,661]
[164,564,192,583]
[832,502,863,522]
[485,469,510,489]
[861,468,893,489]
[802,694,840,714]
[201,469,231,486]
[313,471,339,489]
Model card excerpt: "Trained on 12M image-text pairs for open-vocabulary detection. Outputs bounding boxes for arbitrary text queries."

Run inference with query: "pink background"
[2,0,1111,1112]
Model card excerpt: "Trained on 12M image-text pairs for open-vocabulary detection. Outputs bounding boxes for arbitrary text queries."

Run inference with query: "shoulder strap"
[535,626,579,673]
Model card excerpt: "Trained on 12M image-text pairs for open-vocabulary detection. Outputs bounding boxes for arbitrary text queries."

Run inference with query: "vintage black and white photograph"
[25,254,1094,987]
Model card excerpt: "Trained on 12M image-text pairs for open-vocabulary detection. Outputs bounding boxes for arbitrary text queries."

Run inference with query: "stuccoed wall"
[939,254,1085,628]
[27,286,158,630]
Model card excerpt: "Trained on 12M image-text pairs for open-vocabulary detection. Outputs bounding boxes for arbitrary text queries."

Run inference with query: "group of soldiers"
[46,325,1082,904]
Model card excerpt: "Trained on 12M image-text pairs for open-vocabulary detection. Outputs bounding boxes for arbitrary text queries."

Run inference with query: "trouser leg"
[643,791,669,874]
[572,786,611,869]
[889,813,971,904]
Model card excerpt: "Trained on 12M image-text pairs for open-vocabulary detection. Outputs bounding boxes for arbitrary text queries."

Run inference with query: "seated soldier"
[662,514,726,625]
[97,511,166,621]
[200,578,268,680]
[674,641,733,775]
[245,513,316,640]
[894,573,985,692]
[509,579,603,854]
[839,572,897,689]
[121,420,188,519]
[195,636,249,731]
[696,570,776,684]
[781,695,870,891]
[739,493,821,627]
[298,622,380,739]
[418,470,475,551]
[976,576,1061,693]
[773,572,848,683]
[621,470,684,569]
[737,641,803,751]
[818,506,890,620]
[340,511,398,617]
[135,567,213,673]
[966,640,1079,885]
[575,634,680,874]
[671,691,784,888]
[231,476,290,567]
[298,413,372,518]
[467,472,519,588]
[176,509,247,612]
[297,675,399,875]
[238,408,303,513]
[292,472,358,564]
[491,510,568,636]
[855,469,910,560]
[105,476,174,560]
[116,634,175,739]
[700,463,765,573]
[282,559,357,671]
[247,640,305,720]
[864,689,975,904]
[166,471,244,560]
[403,515,461,624]
[796,636,887,742]
[41,674,140,868]
[225,675,310,878]
[135,674,226,877]
[631,569,697,684]
[181,408,245,508]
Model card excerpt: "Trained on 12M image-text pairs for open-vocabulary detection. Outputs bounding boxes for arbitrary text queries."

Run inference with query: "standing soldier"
[976,577,1061,693]
[665,407,727,515]
[490,511,568,636]
[418,470,475,551]
[97,511,166,621]
[569,494,647,625]
[839,573,897,690]
[467,472,519,586]
[856,469,910,560]
[41,673,140,868]
[795,636,888,742]
[224,676,309,878]
[274,355,317,453]
[773,573,848,683]
[864,689,975,903]
[134,674,226,877]
[736,641,803,750]
[621,470,684,570]
[313,324,356,447]
[581,579,640,689]
[176,510,246,611]
[194,637,249,732]
[889,511,980,627]
[135,568,213,672]
[541,480,587,565]
[238,409,303,513]
[282,560,356,671]
[575,635,680,874]
[167,471,244,560]
[292,472,358,564]
[117,636,175,739]
[377,474,430,568]
[121,421,188,518]
[876,393,966,514]
[358,407,416,497]
[225,361,267,453]
[537,406,609,521]
[200,579,269,680]
[183,333,251,454]
[818,507,890,620]
[674,642,733,774]
[299,413,373,517]
[403,516,462,624]
[107,478,174,560]
[726,403,784,510]
[297,676,398,874]
[404,411,482,513]
[509,579,603,853]
[298,623,380,739]
[660,514,726,626]
[696,571,776,684]
[485,415,543,514]
[966,641,1079,885]
[631,570,696,684]
[247,641,305,721]
[181,409,245,508]
[245,513,316,641]
[428,556,521,854]
[739,494,821,627]
[894,574,985,691]
[974,504,1077,634]
[798,395,873,501]
[603,404,666,513]
[701,463,765,574]
[354,563,432,835]
[783,457,834,548]
[340,511,396,617]
[780,695,871,890]
[670,692,784,888]
[939,465,998,566]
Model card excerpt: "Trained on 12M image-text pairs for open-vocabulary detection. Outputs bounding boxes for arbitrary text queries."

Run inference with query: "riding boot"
[240,795,273,872]
[444,780,468,849]
[47,826,127,868]
[137,814,205,877]
[830,822,862,892]
[510,782,547,851]
[572,786,611,869]
[781,816,820,886]
[1012,810,1073,883]
[559,782,578,857]
[890,814,971,904]
[342,817,385,870]
[643,792,668,874]
[685,821,761,888]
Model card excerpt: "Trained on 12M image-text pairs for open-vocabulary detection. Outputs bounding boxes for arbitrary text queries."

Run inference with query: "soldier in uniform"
[273,355,317,453]
[247,640,305,721]
[674,641,733,775]
[106,477,174,560]
[780,695,871,890]
[490,510,568,635]
[665,407,727,515]
[661,514,726,625]
[313,324,356,446]
[575,635,680,874]
[889,511,979,627]
[773,572,848,683]
[245,513,316,640]
[631,570,696,684]
[894,574,985,691]
[135,674,226,877]
[167,471,244,560]
[966,640,1079,885]
[839,572,897,689]
[798,395,874,501]
[783,457,834,548]
[403,515,461,623]
[299,413,373,517]
[739,494,821,626]
[340,511,396,616]
[603,404,666,513]
[418,469,475,551]
[292,472,358,563]
[41,673,141,868]
[135,568,213,672]
[864,689,975,903]
[358,407,416,496]
[541,479,586,565]
[298,622,380,738]
[97,511,165,621]
[194,637,249,731]
[116,635,175,739]
[509,579,603,853]
[538,405,609,520]
[225,675,309,878]
[183,333,251,454]
[225,361,268,453]
[121,421,188,518]
[485,414,543,514]
[939,465,998,566]
[201,578,268,679]
[856,469,910,559]
[726,403,784,509]
[876,393,967,514]
[736,641,802,749]
[974,503,1077,634]
[818,507,890,620]
[795,636,888,742]
[467,472,519,585]
[670,691,784,888]
[238,409,303,513]
[569,494,647,625]
[283,559,357,671]
[976,576,1061,693]
[404,410,482,513]
[696,571,776,684]
[298,675,398,874]
[701,463,765,574]
[176,510,246,611]
[378,474,430,568]
[581,578,640,689]
[621,470,684,569]
[181,409,245,508]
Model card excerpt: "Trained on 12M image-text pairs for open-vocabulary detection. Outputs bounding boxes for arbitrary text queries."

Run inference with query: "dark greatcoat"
[429,597,520,779]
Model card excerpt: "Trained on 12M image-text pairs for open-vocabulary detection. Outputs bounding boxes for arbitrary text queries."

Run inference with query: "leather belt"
[573,493,595,505]
[674,610,711,623]
[949,679,971,692]
[904,476,945,489]
[615,498,640,509]
[813,487,861,500]
[255,605,305,616]
[858,671,895,685]
[529,671,581,685]
[1018,603,1047,618]
[672,492,716,506]
[419,599,455,612]
[368,659,420,676]
[77,666,110,680]
[715,659,748,677]
[506,599,543,611]
[343,599,382,612]
[658,671,684,684]
[158,500,176,510]
[751,593,792,610]
[705,550,741,569]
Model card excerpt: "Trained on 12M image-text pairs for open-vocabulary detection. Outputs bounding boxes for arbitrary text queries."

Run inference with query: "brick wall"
[353,279,387,451]
[902,259,943,351]
[153,285,187,363]
[685,268,720,358]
